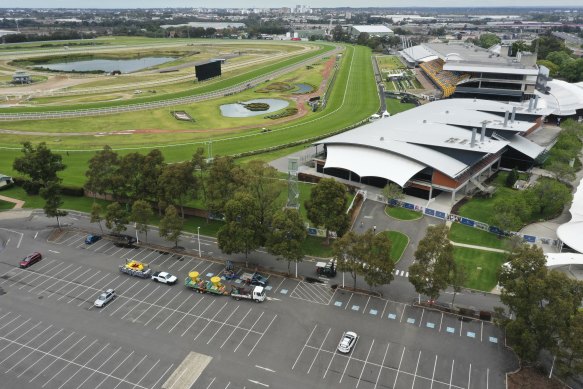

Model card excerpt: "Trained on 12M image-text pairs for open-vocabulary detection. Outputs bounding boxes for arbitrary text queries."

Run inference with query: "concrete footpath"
[0,195,24,209]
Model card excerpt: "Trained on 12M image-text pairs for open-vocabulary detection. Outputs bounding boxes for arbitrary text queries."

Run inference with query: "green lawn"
[376,55,406,70]
[0,45,380,188]
[0,186,110,212]
[385,206,423,221]
[449,224,508,250]
[385,98,416,115]
[0,199,15,210]
[383,231,409,262]
[303,235,334,257]
[453,247,506,292]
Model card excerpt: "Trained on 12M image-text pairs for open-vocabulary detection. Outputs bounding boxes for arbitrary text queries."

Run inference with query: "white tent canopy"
[557,178,583,253]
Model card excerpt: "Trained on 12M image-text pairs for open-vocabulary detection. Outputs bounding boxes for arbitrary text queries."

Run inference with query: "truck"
[184,272,228,295]
[316,260,337,278]
[230,285,266,302]
[119,260,152,278]
[240,272,269,287]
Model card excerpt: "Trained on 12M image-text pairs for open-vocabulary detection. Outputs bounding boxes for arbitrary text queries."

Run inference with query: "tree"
[537,60,559,77]
[85,145,119,199]
[217,192,261,262]
[159,205,184,248]
[381,182,405,205]
[13,142,65,194]
[512,40,531,56]
[409,224,455,303]
[40,181,67,228]
[476,33,501,49]
[559,58,583,83]
[90,203,104,234]
[117,152,146,203]
[449,263,467,306]
[362,230,395,289]
[547,161,576,183]
[305,178,350,244]
[265,208,306,275]
[331,25,348,42]
[238,160,283,245]
[131,200,153,243]
[526,178,572,218]
[333,231,365,290]
[505,168,519,188]
[104,202,129,235]
[556,311,583,378]
[492,196,531,232]
[546,51,574,67]
[191,147,207,199]
[356,32,369,46]
[205,156,242,215]
[158,161,197,218]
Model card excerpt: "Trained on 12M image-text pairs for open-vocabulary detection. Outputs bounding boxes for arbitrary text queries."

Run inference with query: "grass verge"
[453,247,506,292]
[382,230,409,262]
[449,223,508,250]
[385,206,423,221]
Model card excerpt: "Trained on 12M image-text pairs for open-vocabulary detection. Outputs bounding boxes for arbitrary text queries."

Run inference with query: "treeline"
[2,30,97,44]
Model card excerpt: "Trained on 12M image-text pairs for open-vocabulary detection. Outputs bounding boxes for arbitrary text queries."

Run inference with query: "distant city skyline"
[3,0,583,9]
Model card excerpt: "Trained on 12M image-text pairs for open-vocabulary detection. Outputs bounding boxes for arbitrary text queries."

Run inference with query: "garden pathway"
[0,194,24,209]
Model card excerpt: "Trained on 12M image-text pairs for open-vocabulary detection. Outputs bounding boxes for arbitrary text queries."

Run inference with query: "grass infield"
[453,247,506,292]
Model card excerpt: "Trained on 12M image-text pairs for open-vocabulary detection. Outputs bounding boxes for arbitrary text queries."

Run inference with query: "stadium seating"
[419,59,469,97]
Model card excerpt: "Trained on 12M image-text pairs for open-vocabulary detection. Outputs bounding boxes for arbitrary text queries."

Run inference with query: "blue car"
[85,234,102,245]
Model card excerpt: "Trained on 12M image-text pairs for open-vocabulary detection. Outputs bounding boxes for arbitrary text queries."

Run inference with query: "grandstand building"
[349,25,393,38]
[314,99,552,203]
[400,42,540,102]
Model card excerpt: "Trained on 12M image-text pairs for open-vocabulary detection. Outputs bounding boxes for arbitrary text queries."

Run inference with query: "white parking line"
[439,313,444,332]
[41,339,98,388]
[89,240,110,252]
[307,327,331,374]
[0,324,52,368]
[119,284,162,320]
[56,342,110,389]
[207,306,240,345]
[18,262,64,289]
[344,293,353,310]
[419,309,425,327]
[66,235,86,247]
[234,311,264,353]
[362,296,371,315]
[467,363,472,389]
[430,355,438,389]
[132,287,173,323]
[93,350,134,389]
[77,274,118,306]
[45,268,93,298]
[380,299,389,320]
[292,324,317,370]
[116,284,158,318]
[74,346,121,389]
[149,362,175,389]
[205,377,216,389]
[449,359,455,389]
[0,314,21,332]
[411,351,422,388]
[338,336,357,384]
[151,296,190,329]
[106,281,148,315]
[356,339,375,388]
[374,343,390,389]
[400,305,407,322]
[168,297,206,334]
[193,302,229,343]
[180,300,216,337]
[220,308,252,349]
[131,357,160,389]
[111,354,148,389]
[16,330,71,378]
[273,277,286,293]
[28,264,75,293]
[144,290,183,327]
[392,346,406,388]
[0,318,33,348]
[248,314,276,357]
[29,335,87,383]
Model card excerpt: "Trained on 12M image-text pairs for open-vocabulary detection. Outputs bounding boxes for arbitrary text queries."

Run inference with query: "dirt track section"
[0,56,337,138]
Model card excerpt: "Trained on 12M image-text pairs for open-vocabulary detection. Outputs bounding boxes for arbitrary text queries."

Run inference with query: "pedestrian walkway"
[450,241,508,254]
[0,195,24,209]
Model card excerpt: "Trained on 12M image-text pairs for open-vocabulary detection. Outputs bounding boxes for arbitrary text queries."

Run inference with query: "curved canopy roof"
[324,144,427,187]
[557,179,583,253]
[535,79,583,116]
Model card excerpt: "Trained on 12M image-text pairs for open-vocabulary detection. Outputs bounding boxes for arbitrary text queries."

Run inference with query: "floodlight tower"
[286,157,300,210]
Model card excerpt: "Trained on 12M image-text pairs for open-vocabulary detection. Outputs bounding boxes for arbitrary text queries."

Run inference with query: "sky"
[4,0,583,9]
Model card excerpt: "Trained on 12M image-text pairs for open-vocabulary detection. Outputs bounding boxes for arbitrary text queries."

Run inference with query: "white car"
[337,331,358,354]
[151,271,178,285]
[94,289,116,308]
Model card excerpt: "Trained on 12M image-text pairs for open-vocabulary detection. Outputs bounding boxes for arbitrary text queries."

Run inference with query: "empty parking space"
[289,281,335,305]
[0,310,175,389]
[291,324,494,389]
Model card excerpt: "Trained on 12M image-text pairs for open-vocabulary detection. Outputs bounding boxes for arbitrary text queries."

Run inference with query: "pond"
[32,57,176,73]
[220,99,289,118]
[293,83,315,94]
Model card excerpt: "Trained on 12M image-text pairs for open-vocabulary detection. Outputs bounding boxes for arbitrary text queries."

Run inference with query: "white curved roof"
[400,45,436,62]
[324,144,426,187]
[545,253,583,267]
[557,179,583,253]
[536,79,583,116]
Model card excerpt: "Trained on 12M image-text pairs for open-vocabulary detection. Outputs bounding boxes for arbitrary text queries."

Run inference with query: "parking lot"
[0,227,518,388]
[0,308,176,389]
[291,323,501,389]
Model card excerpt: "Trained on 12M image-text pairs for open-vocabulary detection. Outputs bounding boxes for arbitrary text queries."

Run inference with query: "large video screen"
[195,61,221,82]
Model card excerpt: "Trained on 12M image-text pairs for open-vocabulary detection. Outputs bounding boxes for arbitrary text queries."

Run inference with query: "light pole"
[197,227,201,257]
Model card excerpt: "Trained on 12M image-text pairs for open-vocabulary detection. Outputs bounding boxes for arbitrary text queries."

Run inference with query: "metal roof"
[351,25,393,34]
[316,99,546,181]
[557,179,583,254]
[534,79,583,116]
[443,63,539,75]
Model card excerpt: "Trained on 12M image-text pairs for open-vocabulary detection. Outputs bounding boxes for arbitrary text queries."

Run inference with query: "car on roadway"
[94,289,116,308]
[85,234,102,245]
[151,271,178,285]
[19,252,42,268]
[337,331,358,354]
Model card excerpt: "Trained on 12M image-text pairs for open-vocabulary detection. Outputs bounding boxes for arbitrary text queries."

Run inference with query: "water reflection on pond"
[220,99,289,117]
[33,57,176,73]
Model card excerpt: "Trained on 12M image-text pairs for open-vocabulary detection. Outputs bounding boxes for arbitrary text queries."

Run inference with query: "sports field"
[0,39,380,187]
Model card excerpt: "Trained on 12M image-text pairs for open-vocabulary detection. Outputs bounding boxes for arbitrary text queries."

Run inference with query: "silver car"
[337,331,358,353]
[94,289,116,308]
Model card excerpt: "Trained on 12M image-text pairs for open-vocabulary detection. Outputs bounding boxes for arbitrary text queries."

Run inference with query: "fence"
[382,198,559,248]
[0,48,339,121]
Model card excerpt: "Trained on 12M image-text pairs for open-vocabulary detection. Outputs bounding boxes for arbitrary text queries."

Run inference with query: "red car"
[19,252,42,268]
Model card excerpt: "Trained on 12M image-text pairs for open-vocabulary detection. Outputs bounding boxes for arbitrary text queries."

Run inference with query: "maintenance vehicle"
[240,272,269,287]
[316,260,337,277]
[230,285,266,302]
